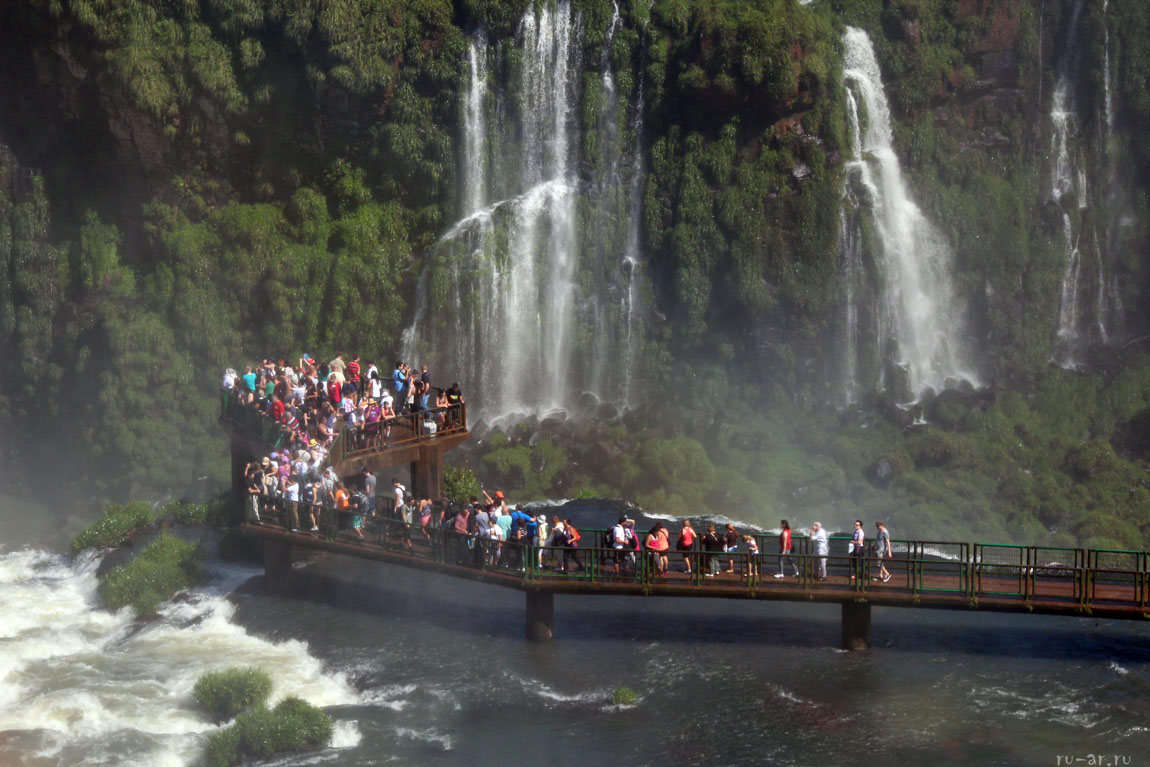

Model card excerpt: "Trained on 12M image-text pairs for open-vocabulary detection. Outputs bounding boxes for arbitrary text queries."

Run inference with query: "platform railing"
[243,498,1150,607]
[221,387,466,457]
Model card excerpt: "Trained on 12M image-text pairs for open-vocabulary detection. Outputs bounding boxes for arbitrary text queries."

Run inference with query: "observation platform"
[242,506,1150,650]
[219,390,470,499]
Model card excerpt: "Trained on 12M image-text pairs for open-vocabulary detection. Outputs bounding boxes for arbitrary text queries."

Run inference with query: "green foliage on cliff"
[1,0,1149,551]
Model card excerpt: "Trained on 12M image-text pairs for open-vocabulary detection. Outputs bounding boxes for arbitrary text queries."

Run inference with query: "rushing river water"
[2,501,1150,766]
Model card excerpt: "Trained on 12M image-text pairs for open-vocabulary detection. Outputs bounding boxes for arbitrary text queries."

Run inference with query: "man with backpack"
[610,516,632,575]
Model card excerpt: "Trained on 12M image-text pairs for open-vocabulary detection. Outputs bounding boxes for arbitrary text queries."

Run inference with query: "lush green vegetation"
[71,497,232,554]
[194,667,273,723]
[205,696,333,767]
[97,534,205,616]
[443,465,482,505]
[71,502,155,554]
[464,349,1150,549]
[1,0,1148,549]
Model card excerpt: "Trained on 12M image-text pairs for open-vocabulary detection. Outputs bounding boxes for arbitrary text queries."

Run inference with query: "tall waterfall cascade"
[1048,0,1121,364]
[837,27,974,402]
[403,0,649,421]
[404,0,648,420]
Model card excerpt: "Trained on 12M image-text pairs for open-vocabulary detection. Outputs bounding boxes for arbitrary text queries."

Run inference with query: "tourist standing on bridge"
[850,520,865,584]
[724,524,739,573]
[244,461,262,524]
[874,521,892,582]
[645,522,670,576]
[743,534,760,579]
[361,468,376,515]
[535,514,549,569]
[810,522,828,580]
[677,519,696,574]
[775,520,800,578]
[611,516,630,575]
[702,524,723,576]
[562,518,583,572]
[392,361,406,412]
[392,478,405,517]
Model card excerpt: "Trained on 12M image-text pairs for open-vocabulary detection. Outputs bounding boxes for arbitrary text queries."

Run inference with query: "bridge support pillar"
[410,456,443,500]
[230,436,250,525]
[526,590,554,642]
[263,539,294,596]
[841,601,871,650]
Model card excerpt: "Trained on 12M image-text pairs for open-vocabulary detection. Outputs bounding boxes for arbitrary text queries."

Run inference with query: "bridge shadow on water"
[234,556,1150,664]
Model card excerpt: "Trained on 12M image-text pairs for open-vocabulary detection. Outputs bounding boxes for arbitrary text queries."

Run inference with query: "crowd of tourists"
[227,355,896,583]
[243,448,896,583]
[222,355,465,453]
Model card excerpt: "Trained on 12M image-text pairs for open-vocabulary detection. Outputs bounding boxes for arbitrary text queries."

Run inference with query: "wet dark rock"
[95,546,135,577]
[883,360,913,403]
[595,402,620,422]
[576,391,600,413]
[470,419,490,440]
[918,386,937,410]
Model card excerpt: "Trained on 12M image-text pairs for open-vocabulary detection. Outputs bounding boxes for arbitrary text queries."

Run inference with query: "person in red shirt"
[270,394,285,422]
[347,356,361,391]
[327,376,342,406]
[775,519,800,578]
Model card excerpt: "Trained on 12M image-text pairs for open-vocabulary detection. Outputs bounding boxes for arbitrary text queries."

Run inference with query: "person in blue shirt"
[507,505,534,570]
[392,361,406,413]
[241,364,257,394]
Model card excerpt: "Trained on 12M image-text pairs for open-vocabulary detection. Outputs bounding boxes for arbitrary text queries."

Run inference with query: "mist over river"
[3,501,1150,767]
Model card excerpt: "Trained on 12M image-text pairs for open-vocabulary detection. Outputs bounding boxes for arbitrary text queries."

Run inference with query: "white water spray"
[0,548,361,766]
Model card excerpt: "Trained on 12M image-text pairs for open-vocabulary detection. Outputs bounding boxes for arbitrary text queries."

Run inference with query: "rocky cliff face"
[0,1,1148,549]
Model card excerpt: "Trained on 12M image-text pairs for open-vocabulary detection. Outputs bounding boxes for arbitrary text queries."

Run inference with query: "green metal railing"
[243,498,1150,608]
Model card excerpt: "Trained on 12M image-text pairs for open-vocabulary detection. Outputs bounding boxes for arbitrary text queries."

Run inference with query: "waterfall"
[1049,0,1090,365]
[618,3,652,408]
[404,0,648,421]
[840,27,973,400]
[837,88,864,404]
[462,35,488,216]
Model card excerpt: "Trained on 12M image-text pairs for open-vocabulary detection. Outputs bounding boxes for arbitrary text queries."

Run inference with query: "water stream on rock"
[839,27,974,401]
[403,0,648,422]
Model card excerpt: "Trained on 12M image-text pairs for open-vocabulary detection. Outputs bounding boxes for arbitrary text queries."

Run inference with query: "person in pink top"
[645,522,671,576]
[677,520,697,574]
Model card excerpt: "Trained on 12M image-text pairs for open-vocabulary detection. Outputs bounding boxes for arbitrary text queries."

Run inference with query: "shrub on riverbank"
[71,502,154,553]
[97,534,204,616]
[204,697,333,767]
[193,667,272,723]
